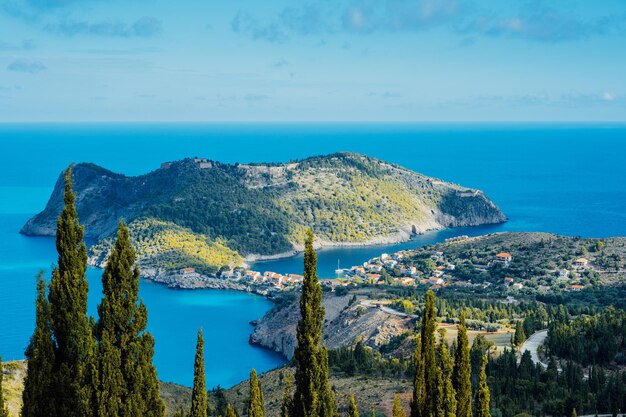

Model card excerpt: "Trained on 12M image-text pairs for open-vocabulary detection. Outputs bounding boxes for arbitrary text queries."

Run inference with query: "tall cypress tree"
[22,271,55,417]
[316,344,337,417]
[475,355,490,417]
[280,374,293,417]
[225,403,238,417]
[410,335,423,417]
[48,165,94,417]
[436,329,456,417]
[392,394,406,417]
[452,312,472,417]
[95,222,164,417]
[419,291,438,417]
[513,321,526,347]
[247,369,265,417]
[292,230,336,417]
[0,357,8,417]
[347,395,358,417]
[191,329,207,417]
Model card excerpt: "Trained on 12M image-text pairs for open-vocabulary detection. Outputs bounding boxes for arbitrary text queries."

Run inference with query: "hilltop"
[22,153,505,273]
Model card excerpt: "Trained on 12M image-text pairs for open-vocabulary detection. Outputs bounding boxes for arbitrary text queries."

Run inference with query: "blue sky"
[0,0,625,122]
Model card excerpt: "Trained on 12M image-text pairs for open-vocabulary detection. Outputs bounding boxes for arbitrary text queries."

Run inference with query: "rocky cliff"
[250,293,415,360]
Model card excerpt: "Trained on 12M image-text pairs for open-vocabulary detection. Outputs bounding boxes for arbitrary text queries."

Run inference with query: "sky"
[0,0,625,122]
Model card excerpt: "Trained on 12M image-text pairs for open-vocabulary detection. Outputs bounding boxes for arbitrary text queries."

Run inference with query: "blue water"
[1,123,625,386]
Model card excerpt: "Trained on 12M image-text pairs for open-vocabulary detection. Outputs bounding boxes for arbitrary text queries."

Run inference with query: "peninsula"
[22,152,505,278]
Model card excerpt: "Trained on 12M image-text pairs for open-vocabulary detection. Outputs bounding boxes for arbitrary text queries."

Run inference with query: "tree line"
[2,166,493,417]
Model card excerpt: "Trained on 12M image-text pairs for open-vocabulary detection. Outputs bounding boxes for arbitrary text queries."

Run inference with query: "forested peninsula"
[21,153,505,275]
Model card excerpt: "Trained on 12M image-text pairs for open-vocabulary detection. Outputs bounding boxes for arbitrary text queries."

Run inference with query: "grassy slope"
[90,218,243,274]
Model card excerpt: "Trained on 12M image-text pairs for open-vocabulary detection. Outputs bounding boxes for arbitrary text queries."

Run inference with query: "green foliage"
[225,403,238,417]
[488,348,626,416]
[348,395,358,417]
[546,307,626,366]
[392,394,405,417]
[247,370,265,417]
[292,230,337,417]
[94,222,164,417]
[191,329,207,417]
[91,218,243,275]
[328,341,410,378]
[513,321,526,347]
[21,272,55,417]
[453,312,472,417]
[436,329,456,417]
[280,373,293,417]
[419,291,438,417]
[475,355,491,417]
[48,165,94,417]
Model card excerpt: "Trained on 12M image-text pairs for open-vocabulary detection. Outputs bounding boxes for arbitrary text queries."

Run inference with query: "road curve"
[519,329,548,368]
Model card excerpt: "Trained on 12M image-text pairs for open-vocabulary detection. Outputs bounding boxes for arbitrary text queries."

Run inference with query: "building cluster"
[176,248,595,294]
[178,266,304,291]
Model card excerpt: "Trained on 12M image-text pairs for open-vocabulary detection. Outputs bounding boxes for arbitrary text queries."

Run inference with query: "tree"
[453,312,472,417]
[21,272,55,417]
[513,321,526,347]
[225,403,238,417]
[348,395,359,417]
[436,329,456,417]
[95,222,164,417]
[190,329,207,417]
[280,373,293,417]
[392,394,406,417]
[0,357,9,417]
[410,335,423,417]
[571,408,577,417]
[292,230,336,417]
[419,291,438,417]
[247,370,265,417]
[47,165,94,417]
[475,355,491,417]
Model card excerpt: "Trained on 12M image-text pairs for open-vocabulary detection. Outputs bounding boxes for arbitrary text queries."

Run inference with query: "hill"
[21,152,505,272]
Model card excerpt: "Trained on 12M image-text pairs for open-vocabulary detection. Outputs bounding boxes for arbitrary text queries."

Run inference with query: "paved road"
[519,329,549,368]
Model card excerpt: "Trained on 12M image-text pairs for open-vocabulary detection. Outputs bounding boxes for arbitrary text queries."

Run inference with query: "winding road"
[519,329,549,368]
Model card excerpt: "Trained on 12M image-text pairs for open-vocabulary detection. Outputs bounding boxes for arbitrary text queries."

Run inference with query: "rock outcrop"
[250,293,415,360]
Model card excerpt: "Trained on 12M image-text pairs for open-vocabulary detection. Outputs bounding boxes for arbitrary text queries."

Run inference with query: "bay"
[1,122,624,387]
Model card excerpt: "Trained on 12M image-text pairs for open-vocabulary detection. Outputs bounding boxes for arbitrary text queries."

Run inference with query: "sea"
[1,123,625,388]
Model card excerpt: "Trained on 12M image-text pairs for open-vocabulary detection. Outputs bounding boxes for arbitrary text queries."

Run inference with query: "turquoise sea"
[1,123,625,387]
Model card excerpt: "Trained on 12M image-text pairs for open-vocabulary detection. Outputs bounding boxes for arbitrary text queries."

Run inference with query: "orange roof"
[496,252,512,258]
[571,285,584,289]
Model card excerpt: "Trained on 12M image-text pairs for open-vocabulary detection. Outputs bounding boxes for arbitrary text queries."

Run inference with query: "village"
[172,234,596,296]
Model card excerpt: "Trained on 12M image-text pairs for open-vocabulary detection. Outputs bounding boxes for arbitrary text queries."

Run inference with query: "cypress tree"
[475,355,490,417]
[348,395,358,417]
[513,321,526,347]
[292,230,336,417]
[0,358,8,417]
[280,374,293,417]
[47,165,94,417]
[419,291,438,417]
[191,329,207,417]
[452,312,472,417]
[436,329,456,417]
[571,409,577,417]
[225,403,238,417]
[410,335,423,417]
[95,222,164,417]
[317,344,337,417]
[392,394,406,417]
[22,271,55,417]
[247,369,265,417]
